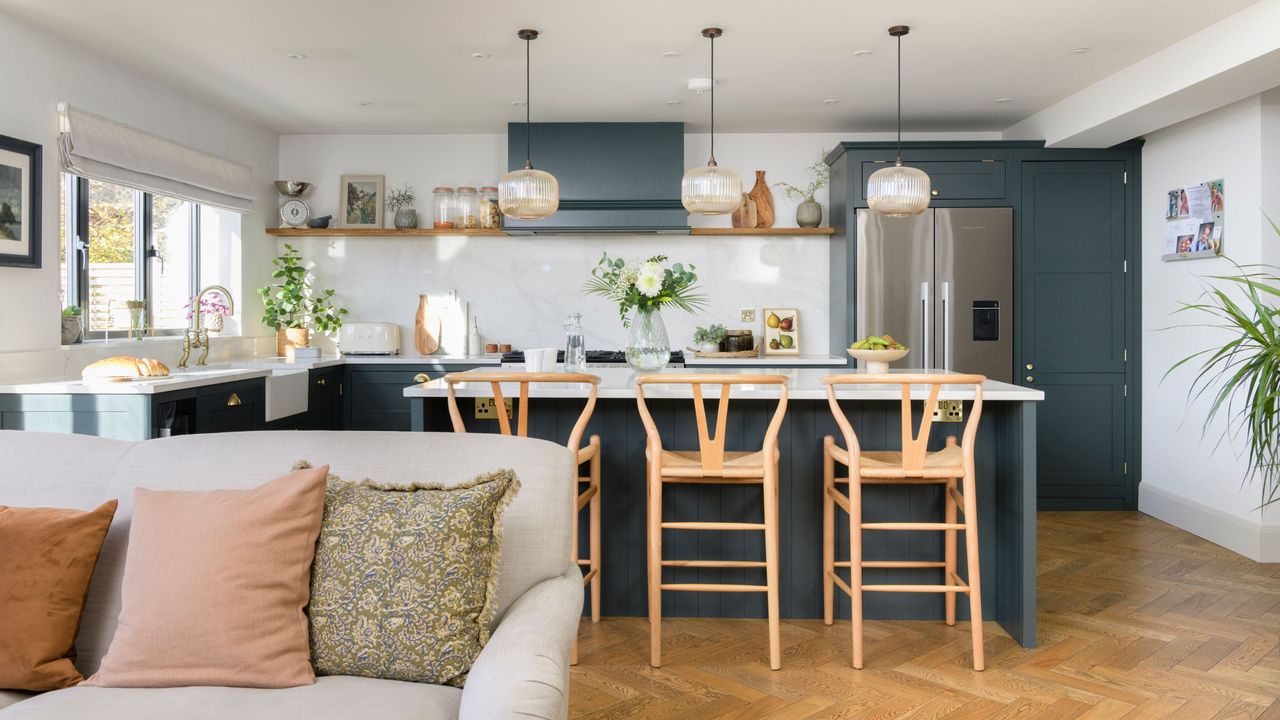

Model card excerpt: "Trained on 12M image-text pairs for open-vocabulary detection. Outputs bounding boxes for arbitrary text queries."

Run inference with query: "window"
[61,175,201,335]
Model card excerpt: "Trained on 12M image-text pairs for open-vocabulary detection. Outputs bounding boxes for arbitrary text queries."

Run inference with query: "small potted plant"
[386,184,418,229]
[692,324,727,353]
[60,306,83,345]
[258,244,349,356]
[775,162,830,228]
[185,290,232,334]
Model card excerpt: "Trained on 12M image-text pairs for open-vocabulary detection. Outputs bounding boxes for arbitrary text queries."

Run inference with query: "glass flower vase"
[625,307,671,372]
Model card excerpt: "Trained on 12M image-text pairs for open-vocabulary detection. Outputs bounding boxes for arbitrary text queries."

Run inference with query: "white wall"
[0,10,279,356]
[278,130,997,354]
[1140,95,1280,560]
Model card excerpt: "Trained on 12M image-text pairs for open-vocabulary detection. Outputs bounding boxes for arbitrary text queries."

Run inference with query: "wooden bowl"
[847,347,909,373]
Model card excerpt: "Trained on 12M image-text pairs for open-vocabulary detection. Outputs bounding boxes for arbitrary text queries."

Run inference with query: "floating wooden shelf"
[265,228,509,237]
[265,227,836,238]
[688,227,836,236]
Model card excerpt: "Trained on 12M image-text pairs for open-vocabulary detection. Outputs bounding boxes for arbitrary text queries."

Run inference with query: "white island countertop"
[683,353,847,367]
[405,367,1044,402]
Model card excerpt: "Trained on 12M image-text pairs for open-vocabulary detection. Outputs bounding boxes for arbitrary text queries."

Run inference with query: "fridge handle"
[920,281,930,369]
[941,281,951,371]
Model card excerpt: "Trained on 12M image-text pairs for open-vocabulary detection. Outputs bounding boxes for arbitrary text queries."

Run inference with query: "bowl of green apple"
[847,335,909,373]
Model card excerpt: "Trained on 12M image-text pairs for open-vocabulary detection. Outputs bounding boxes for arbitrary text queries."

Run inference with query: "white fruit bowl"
[847,348,909,373]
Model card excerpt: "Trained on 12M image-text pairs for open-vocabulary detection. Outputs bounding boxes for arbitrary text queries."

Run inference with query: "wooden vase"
[731,193,757,229]
[415,294,439,356]
[276,327,310,357]
[748,170,774,228]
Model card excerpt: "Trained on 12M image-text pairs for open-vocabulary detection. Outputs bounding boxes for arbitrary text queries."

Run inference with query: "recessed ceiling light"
[285,52,307,60]
[823,98,840,105]
[358,101,374,107]
[511,100,526,106]
[1068,47,1092,55]
[470,52,491,59]
[660,51,681,59]
[665,99,682,106]
[994,97,1013,103]
[852,49,873,57]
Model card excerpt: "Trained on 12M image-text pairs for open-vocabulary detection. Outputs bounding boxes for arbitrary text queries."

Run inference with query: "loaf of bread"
[81,356,171,380]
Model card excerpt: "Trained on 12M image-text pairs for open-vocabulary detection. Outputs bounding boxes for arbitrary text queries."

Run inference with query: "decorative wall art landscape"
[0,134,42,269]
[339,174,384,229]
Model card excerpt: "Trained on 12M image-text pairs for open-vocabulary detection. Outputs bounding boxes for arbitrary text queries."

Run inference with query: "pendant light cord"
[525,36,533,170]
[896,32,902,164]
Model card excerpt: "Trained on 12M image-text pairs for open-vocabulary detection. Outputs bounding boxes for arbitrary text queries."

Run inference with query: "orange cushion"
[0,500,118,691]
[83,466,328,688]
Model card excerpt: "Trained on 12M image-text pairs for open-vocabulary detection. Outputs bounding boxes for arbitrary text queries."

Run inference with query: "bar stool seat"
[656,449,774,479]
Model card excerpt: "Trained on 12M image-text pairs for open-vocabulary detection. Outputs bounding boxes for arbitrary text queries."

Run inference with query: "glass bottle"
[563,313,585,373]
[432,186,455,229]
[455,186,480,230]
[479,186,502,229]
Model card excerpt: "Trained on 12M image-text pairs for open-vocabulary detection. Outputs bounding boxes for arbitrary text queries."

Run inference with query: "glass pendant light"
[681,28,742,215]
[867,25,931,218]
[499,29,559,219]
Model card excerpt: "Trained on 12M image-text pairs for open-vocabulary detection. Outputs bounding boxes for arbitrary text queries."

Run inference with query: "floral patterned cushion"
[299,463,519,687]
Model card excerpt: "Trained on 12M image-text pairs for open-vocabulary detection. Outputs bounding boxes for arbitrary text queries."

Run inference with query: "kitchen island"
[406,367,1043,647]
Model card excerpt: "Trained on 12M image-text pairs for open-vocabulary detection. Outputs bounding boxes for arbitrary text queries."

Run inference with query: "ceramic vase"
[625,308,670,372]
[748,170,775,228]
[60,316,82,345]
[394,208,419,229]
[796,198,822,228]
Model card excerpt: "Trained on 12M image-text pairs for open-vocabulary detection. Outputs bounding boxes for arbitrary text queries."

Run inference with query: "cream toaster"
[338,322,401,355]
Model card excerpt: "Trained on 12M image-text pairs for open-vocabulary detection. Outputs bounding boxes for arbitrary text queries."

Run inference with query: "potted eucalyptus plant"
[1170,216,1280,508]
[258,244,348,356]
[775,162,830,228]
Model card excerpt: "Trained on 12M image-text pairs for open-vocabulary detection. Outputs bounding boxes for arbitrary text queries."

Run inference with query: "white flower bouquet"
[584,253,707,325]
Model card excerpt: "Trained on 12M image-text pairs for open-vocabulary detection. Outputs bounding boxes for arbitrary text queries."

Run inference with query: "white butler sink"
[262,367,310,422]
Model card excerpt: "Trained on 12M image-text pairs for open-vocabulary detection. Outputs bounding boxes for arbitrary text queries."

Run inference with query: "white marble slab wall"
[284,233,832,355]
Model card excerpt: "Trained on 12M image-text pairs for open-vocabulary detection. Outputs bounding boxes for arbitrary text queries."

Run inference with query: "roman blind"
[57,103,255,213]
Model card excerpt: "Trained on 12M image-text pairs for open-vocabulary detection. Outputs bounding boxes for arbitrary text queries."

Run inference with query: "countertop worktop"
[683,354,846,367]
[405,367,1044,402]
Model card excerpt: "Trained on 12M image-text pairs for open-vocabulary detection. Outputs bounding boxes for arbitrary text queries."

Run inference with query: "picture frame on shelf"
[339,174,385,229]
[0,133,42,269]
[762,307,798,355]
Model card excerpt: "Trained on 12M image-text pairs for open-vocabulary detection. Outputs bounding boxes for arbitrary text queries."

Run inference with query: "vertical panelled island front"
[405,368,1044,647]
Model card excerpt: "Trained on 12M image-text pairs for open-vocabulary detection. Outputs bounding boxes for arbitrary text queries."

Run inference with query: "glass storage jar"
[479,186,501,229]
[432,186,455,229]
[455,187,480,230]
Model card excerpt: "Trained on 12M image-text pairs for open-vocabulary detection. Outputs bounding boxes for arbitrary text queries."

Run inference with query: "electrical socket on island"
[740,308,756,323]
[474,397,513,420]
[933,400,964,423]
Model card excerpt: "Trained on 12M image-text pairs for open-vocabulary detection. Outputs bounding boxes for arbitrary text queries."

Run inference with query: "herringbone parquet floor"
[570,512,1280,719]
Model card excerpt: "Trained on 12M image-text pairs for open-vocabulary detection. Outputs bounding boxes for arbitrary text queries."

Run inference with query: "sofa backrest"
[0,429,574,677]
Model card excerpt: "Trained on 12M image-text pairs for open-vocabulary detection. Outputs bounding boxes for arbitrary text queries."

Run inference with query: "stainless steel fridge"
[856,207,1013,382]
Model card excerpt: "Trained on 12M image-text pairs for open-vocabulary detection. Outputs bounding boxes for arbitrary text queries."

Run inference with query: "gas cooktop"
[500,350,685,367]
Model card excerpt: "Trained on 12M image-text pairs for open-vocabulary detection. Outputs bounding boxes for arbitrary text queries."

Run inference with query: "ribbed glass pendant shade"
[498,166,559,219]
[867,162,931,217]
[682,162,743,215]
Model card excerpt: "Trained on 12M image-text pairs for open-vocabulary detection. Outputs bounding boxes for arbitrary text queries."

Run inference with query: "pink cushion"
[83,465,328,688]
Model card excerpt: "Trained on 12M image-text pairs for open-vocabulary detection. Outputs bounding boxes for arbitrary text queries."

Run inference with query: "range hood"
[502,122,690,235]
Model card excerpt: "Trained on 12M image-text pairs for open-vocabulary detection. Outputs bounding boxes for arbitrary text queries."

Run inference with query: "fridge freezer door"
[935,208,1014,382]
[857,208,934,366]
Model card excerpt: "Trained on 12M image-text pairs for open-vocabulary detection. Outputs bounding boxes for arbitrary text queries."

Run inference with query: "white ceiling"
[0,0,1258,135]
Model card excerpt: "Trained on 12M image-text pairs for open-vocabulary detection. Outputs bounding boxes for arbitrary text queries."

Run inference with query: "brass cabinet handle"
[316,378,326,386]
[1025,376,1034,383]
[931,189,939,196]
[226,392,242,407]
[414,374,430,383]
[1025,363,1034,370]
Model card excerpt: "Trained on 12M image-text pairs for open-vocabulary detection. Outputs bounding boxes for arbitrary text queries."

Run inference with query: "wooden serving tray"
[685,346,761,359]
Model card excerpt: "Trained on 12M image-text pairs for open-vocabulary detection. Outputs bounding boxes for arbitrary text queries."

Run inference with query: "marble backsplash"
[283,233,834,355]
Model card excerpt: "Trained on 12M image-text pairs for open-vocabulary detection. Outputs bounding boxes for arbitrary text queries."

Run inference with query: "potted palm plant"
[1170,215,1280,508]
[258,244,348,356]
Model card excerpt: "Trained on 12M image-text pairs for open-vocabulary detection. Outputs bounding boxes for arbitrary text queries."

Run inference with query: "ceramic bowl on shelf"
[307,215,332,228]
[847,347,909,373]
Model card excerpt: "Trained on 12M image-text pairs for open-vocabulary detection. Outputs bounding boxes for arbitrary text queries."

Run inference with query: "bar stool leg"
[589,435,602,624]
[763,461,782,670]
[822,437,835,626]
[850,477,864,670]
[944,477,958,627]
[962,469,985,671]
[647,459,663,668]
[570,479,581,667]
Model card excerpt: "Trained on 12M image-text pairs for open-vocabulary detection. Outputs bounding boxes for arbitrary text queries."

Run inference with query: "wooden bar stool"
[821,373,987,671]
[635,374,789,670]
[443,372,602,664]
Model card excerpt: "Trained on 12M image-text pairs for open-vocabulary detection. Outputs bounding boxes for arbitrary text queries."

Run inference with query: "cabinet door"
[860,160,1006,201]
[307,368,343,430]
[196,380,264,434]
[1020,160,1131,508]
[344,368,437,431]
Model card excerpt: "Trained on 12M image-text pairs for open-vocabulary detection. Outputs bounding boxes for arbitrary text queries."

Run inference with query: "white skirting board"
[1138,483,1280,562]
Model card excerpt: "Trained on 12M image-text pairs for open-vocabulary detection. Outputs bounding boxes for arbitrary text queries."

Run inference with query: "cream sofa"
[0,430,582,720]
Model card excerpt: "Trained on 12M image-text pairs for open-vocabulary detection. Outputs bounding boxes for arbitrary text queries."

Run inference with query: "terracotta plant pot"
[276,327,310,357]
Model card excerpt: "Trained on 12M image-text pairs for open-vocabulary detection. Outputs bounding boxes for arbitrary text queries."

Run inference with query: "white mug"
[524,347,558,373]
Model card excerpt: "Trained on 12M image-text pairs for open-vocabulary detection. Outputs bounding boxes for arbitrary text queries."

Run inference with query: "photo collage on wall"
[1162,179,1224,262]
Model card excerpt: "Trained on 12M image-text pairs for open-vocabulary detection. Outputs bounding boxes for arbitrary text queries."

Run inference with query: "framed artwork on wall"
[339,174,384,229]
[1161,179,1224,262]
[0,133,42,269]
[762,307,799,355]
